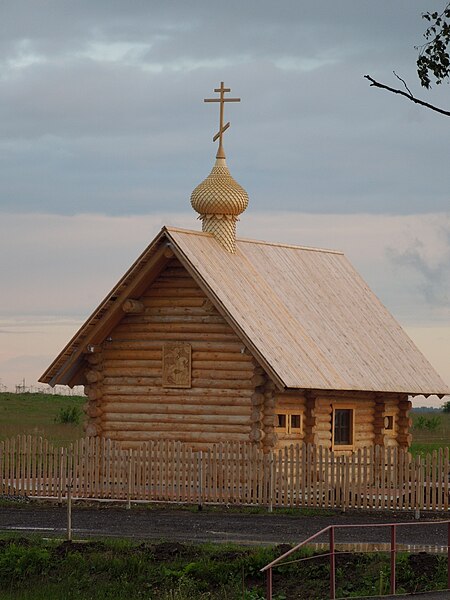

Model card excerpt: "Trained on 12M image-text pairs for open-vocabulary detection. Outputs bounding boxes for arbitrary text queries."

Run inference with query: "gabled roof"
[40,226,450,396]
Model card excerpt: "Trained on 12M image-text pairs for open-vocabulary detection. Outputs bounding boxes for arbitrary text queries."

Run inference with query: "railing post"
[329,526,336,599]
[390,524,396,595]
[447,521,450,591]
[266,566,272,600]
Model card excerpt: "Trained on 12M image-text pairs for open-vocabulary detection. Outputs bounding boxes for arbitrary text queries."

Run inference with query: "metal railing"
[261,520,450,600]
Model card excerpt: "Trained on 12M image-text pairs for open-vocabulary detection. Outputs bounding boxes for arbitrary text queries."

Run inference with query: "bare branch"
[392,71,413,97]
[364,74,450,116]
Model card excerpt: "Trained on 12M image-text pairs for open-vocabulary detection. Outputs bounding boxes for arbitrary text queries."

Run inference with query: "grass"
[0,393,86,446]
[0,535,447,600]
[410,411,450,457]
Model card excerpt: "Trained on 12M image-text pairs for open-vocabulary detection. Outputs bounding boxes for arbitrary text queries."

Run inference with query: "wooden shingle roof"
[40,226,449,396]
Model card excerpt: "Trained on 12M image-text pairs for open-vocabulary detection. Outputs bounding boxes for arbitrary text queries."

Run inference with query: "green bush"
[413,415,441,431]
[55,406,82,425]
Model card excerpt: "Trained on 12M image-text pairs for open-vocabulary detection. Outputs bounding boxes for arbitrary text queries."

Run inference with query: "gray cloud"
[0,1,449,217]
[386,224,450,310]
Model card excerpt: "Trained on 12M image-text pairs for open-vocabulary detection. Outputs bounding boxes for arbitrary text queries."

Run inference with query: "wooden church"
[40,83,449,452]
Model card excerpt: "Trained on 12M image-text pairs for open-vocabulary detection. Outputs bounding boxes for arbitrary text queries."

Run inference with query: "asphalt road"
[0,502,449,549]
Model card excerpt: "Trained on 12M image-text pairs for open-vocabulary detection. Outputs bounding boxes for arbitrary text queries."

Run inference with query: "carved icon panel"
[162,342,192,388]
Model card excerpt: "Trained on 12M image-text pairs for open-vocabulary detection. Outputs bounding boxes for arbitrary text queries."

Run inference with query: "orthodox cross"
[204,82,240,159]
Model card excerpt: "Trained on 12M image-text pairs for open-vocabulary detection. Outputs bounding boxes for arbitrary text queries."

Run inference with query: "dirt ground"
[0,501,449,548]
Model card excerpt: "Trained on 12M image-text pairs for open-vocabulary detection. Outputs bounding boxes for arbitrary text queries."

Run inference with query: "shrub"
[55,406,82,425]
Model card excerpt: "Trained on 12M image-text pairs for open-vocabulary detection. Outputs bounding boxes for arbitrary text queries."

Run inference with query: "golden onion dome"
[191,157,249,217]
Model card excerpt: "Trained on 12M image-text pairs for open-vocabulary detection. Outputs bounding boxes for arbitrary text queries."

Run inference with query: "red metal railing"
[261,520,450,600]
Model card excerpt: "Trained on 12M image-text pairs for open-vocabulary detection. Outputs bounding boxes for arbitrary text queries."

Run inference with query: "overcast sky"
[0,1,449,404]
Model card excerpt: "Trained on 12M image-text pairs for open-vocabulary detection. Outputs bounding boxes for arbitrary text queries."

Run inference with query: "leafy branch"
[365,2,450,116]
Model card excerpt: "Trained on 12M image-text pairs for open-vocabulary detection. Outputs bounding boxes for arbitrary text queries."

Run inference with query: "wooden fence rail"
[1,436,449,511]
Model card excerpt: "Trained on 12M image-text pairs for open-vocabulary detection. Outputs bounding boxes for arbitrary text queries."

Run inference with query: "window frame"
[332,405,355,450]
[383,413,396,434]
[274,410,303,436]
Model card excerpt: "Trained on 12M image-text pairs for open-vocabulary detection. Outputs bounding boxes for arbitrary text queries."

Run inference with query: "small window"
[275,413,287,430]
[275,412,303,435]
[334,409,353,446]
[290,414,302,432]
[384,415,395,431]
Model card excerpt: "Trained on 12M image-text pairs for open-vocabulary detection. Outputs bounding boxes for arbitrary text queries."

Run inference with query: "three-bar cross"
[204,82,240,159]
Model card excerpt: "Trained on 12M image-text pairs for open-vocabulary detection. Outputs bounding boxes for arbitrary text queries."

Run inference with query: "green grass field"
[0,392,86,446]
[410,411,450,457]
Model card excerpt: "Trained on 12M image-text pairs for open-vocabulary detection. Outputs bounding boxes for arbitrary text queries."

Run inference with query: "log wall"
[83,259,258,448]
[272,390,411,453]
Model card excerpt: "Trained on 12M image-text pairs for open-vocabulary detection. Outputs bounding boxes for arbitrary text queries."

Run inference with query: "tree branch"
[364,74,450,116]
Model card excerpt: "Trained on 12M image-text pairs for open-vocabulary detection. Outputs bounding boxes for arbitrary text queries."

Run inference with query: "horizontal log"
[125,315,226,325]
[316,391,377,399]
[354,424,375,433]
[102,421,250,433]
[102,402,250,415]
[102,377,254,390]
[114,322,232,334]
[191,369,253,380]
[158,267,188,277]
[109,331,239,342]
[276,394,306,402]
[103,351,162,361]
[193,361,253,371]
[103,431,251,443]
[193,352,251,363]
[122,299,145,314]
[102,398,250,409]
[103,368,160,378]
[103,412,250,426]
[102,387,253,398]
[276,400,307,410]
[102,367,253,379]
[143,297,207,308]
[151,278,200,288]
[145,287,206,298]
[145,306,219,317]
[103,359,161,368]
[107,340,245,352]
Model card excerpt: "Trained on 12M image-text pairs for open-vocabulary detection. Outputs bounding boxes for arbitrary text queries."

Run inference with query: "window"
[275,412,303,435]
[333,409,353,446]
[384,414,395,431]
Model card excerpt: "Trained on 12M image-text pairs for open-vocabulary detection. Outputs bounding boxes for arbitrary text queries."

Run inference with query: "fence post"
[415,454,422,520]
[390,524,396,595]
[268,453,273,513]
[198,450,203,511]
[67,482,72,542]
[126,450,132,510]
[329,526,336,600]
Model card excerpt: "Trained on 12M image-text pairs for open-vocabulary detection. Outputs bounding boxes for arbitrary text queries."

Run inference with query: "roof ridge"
[165,226,344,255]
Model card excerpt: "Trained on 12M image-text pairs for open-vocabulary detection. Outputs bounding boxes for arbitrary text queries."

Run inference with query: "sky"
[0,1,449,405]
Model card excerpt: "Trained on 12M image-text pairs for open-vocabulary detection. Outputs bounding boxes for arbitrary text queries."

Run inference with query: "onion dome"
[191,82,249,253]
